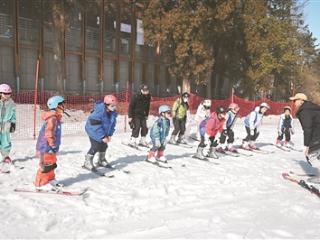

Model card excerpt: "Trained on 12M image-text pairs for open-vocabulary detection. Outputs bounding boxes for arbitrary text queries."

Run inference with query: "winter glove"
[290,128,294,135]
[304,146,309,157]
[250,129,255,136]
[48,146,58,154]
[222,129,228,137]
[9,123,16,133]
[129,120,134,129]
[154,139,161,148]
[102,137,111,144]
[209,136,219,147]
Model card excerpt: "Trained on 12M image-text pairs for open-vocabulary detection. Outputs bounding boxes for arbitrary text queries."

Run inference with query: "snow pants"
[34,153,57,187]
[243,127,259,142]
[131,117,148,138]
[219,128,235,144]
[172,117,186,137]
[87,137,108,155]
[0,132,12,157]
[277,127,291,142]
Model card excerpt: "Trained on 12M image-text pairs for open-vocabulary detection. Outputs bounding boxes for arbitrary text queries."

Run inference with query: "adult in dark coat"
[290,93,320,162]
[128,84,151,147]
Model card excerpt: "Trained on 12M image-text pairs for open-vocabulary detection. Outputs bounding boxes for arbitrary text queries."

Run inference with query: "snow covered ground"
[1,107,320,239]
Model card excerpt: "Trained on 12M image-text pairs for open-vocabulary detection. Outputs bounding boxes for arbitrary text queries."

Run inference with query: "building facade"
[0,0,189,96]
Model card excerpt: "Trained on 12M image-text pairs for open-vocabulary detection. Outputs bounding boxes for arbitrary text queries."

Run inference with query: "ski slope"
[1,110,320,239]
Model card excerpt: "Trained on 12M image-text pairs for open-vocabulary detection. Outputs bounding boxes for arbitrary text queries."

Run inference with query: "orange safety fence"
[11,91,293,139]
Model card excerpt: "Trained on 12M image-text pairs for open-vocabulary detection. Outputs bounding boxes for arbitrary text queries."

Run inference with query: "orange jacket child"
[34,96,65,190]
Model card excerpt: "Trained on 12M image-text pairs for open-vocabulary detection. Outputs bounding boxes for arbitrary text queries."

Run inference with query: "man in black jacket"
[290,93,320,163]
[128,84,151,147]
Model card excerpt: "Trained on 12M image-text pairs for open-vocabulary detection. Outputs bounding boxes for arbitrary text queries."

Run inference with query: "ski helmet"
[283,105,292,112]
[47,95,65,110]
[229,103,239,111]
[260,102,270,109]
[0,84,12,94]
[140,84,149,92]
[104,95,117,105]
[182,92,190,98]
[203,99,212,107]
[216,106,227,114]
[159,105,171,114]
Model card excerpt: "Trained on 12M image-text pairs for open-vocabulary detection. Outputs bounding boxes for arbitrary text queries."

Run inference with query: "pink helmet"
[104,95,117,105]
[0,84,12,94]
[229,103,239,110]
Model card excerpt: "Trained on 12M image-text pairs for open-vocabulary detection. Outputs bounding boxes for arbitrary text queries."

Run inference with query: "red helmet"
[229,103,239,111]
[104,95,117,105]
[283,105,292,112]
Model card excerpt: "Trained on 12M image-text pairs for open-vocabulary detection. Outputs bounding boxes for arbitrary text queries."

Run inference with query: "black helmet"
[140,84,149,92]
[182,92,190,98]
[216,106,227,114]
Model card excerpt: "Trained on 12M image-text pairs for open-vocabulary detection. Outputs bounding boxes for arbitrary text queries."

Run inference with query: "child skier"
[83,95,117,171]
[194,106,227,159]
[276,106,294,147]
[242,102,270,150]
[218,103,240,153]
[169,92,190,144]
[192,99,212,141]
[0,84,16,173]
[147,105,171,163]
[34,95,65,189]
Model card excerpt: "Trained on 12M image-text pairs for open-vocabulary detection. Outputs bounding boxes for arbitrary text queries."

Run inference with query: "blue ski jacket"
[85,101,117,142]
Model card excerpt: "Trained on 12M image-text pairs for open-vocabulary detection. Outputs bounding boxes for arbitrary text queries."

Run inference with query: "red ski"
[282,172,320,198]
[14,187,89,196]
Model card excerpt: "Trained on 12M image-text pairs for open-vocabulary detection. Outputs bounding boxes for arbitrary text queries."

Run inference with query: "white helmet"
[203,99,212,107]
[260,102,270,109]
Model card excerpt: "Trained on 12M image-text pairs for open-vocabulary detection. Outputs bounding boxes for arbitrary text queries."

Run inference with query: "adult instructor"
[290,93,320,164]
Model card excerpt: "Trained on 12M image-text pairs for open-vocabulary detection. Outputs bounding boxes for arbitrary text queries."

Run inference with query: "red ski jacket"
[205,112,225,137]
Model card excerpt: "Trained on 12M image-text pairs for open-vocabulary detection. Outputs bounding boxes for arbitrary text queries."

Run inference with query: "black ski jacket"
[128,93,151,118]
[296,101,320,149]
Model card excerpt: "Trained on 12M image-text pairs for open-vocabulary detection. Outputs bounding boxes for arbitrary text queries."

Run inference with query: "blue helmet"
[47,95,65,110]
[159,105,171,114]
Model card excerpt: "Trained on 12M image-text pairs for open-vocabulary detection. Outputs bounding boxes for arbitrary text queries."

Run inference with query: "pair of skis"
[282,172,320,198]
[14,187,89,196]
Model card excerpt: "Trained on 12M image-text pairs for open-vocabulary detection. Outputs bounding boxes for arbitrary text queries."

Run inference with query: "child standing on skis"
[276,106,294,147]
[0,84,16,173]
[218,103,240,153]
[35,95,65,189]
[83,95,117,171]
[147,105,171,164]
[169,92,190,144]
[192,99,212,141]
[242,102,270,150]
[194,106,227,159]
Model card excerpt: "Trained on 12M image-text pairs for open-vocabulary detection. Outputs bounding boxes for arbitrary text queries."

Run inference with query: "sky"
[303,0,320,48]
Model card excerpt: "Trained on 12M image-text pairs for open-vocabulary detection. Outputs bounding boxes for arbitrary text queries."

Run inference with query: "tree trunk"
[182,78,190,93]
[52,5,65,94]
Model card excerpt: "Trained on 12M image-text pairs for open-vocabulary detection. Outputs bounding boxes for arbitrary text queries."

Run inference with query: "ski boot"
[146,151,157,163]
[215,146,226,154]
[276,139,282,147]
[177,135,187,144]
[156,150,167,163]
[207,147,219,159]
[242,141,250,150]
[227,144,238,153]
[194,147,206,160]
[129,137,138,148]
[249,141,258,150]
[83,154,96,171]
[0,156,12,173]
[169,135,177,144]
[139,137,149,147]
[97,152,112,168]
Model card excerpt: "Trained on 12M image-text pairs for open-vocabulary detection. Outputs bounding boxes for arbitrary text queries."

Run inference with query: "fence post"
[33,59,40,140]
